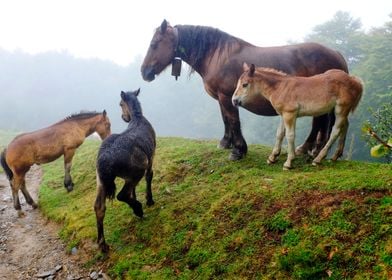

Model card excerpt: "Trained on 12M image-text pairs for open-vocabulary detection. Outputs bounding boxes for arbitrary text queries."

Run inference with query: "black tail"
[97,159,116,200]
[0,149,13,181]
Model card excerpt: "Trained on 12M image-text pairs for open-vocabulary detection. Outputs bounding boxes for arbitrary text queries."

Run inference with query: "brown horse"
[141,19,348,160]
[0,111,111,216]
[232,64,363,169]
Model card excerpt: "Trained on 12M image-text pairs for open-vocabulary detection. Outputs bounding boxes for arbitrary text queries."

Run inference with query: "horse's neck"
[176,26,243,77]
[255,73,283,100]
[127,99,143,119]
[74,117,99,137]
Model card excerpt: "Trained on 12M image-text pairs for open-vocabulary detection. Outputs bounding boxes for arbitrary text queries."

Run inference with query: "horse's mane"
[256,67,288,77]
[60,111,101,123]
[174,25,250,72]
[125,94,143,119]
[251,68,289,90]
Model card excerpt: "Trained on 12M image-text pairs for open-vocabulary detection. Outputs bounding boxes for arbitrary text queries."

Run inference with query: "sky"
[0,0,391,66]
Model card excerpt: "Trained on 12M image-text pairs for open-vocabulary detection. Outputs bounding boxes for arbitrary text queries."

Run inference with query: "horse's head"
[232,63,257,107]
[95,110,111,140]
[141,19,178,82]
[120,88,141,122]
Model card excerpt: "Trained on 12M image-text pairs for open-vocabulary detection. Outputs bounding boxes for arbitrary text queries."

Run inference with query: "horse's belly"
[35,149,63,164]
[298,102,335,117]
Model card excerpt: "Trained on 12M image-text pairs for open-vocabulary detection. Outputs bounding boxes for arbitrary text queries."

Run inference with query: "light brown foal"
[232,63,363,170]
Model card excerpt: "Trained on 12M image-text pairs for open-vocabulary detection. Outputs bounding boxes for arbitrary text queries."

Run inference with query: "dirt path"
[0,165,103,280]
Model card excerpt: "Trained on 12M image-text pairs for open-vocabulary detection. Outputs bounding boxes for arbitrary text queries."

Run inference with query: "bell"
[171,57,182,80]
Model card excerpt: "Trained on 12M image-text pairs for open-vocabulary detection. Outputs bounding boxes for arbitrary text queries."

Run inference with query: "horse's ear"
[161,19,168,33]
[249,64,256,77]
[120,91,125,99]
[243,62,250,72]
[135,88,140,96]
[103,110,107,117]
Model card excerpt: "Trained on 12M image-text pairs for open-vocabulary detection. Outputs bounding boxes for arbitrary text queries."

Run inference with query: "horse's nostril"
[142,67,156,82]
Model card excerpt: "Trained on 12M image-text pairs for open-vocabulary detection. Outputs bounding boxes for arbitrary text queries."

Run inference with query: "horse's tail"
[0,149,13,181]
[96,160,116,200]
[350,75,364,113]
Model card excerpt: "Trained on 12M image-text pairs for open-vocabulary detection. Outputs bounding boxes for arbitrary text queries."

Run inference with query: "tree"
[305,11,365,68]
[363,101,392,162]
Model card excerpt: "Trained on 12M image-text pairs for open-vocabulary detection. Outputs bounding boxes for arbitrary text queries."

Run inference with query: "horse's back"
[249,42,348,75]
[97,123,155,180]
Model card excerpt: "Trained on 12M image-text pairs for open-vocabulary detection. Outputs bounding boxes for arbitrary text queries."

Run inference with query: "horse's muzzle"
[141,66,156,82]
[232,98,241,107]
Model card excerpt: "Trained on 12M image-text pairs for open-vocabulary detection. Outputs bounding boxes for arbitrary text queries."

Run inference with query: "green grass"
[34,137,392,279]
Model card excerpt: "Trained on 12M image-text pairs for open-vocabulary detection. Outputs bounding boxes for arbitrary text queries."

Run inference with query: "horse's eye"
[242,83,248,88]
[150,42,158,49]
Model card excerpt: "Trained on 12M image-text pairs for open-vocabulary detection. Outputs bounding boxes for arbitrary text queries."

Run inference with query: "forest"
[0,11,391,161]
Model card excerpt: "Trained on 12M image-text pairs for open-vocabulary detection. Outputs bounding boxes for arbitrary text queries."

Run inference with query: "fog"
[1,9,391,162]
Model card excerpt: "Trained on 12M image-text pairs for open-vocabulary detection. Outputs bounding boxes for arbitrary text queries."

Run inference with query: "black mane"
[123,92,143,119]
[174,25,249,72]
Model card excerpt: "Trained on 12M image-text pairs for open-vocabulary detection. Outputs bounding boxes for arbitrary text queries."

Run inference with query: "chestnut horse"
[232,64,363,170]
[141,20,348,160]
[0,111,111,216]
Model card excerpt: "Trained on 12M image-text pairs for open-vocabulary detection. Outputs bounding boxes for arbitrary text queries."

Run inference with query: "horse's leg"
[282,113,297,170]
[313,112,343,165]
[63,148,76,192]
[11,173,24,217]
[295,114,330,156]
[117,177,144,218]
[268,118,285,164]
[94,171,109,253]
[331,118,348,161]
[217,101,233,150]
[145,167,154,206]
[218,93,247,160]
[311,112,336,157]
[20,178,38,209]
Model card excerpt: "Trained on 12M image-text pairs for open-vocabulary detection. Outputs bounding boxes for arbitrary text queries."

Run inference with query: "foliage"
[38,138,392,279]
[363,101,392,162]
[305,11,365,67]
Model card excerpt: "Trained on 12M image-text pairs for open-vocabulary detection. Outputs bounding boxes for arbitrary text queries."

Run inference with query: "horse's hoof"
[218,139,232,149]
[267,156,276,164]
[66,184,74,192]
[32,202,38,209]
[99,243,110,254]
[312,161,320,166]
[229,152,243,161]
[17,210,25,218]
[331,153,342,161]
[146,199,155,207]
[283,165,292,171]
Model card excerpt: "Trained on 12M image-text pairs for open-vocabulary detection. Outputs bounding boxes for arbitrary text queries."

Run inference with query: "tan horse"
[232,63,363,170]
[0,111,111,216]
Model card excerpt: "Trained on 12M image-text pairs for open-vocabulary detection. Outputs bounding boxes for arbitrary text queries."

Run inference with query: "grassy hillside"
[37,138,391,279]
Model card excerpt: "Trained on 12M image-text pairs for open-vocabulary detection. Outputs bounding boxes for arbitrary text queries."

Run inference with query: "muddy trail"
[0,165,107,280]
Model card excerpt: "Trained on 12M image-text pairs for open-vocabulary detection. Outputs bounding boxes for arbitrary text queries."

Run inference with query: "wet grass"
[36,137,392,279]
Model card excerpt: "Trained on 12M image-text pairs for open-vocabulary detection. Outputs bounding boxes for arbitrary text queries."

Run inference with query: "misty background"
[0,11,391,162]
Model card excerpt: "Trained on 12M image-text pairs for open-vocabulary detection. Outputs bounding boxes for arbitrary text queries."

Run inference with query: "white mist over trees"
[0,12,391,162]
